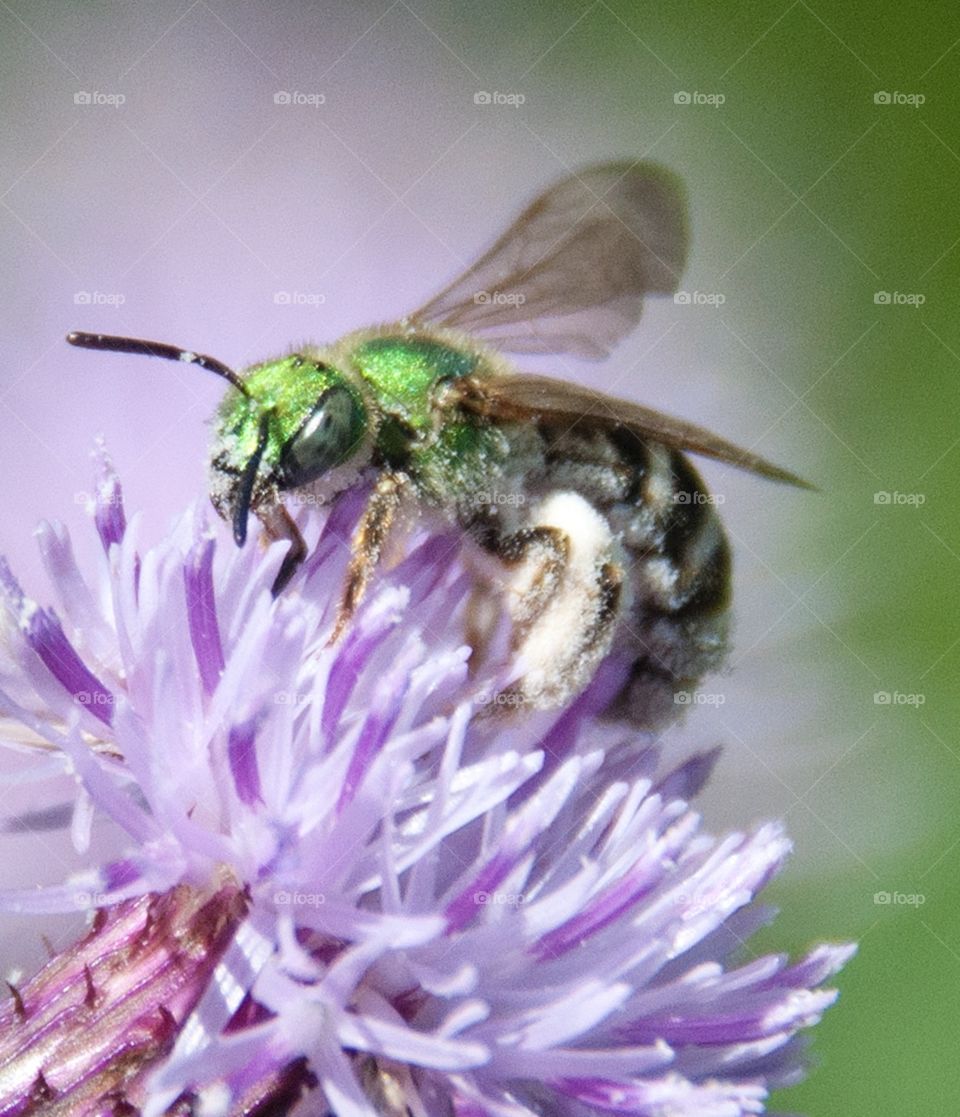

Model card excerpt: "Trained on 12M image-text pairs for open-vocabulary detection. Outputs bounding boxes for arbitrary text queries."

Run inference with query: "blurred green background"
[706,1,960,1111]
[661,2,960,1113]
[1,1,958,1112]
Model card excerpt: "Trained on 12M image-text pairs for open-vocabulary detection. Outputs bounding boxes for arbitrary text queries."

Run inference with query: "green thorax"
[347,332,509,503]
[349,334,477,434]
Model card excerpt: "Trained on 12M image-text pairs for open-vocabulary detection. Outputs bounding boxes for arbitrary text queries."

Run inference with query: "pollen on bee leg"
[329,472,407,643]
[497,491,628,710]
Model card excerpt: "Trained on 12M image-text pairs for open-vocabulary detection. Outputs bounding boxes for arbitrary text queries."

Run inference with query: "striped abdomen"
[535,423,731,725]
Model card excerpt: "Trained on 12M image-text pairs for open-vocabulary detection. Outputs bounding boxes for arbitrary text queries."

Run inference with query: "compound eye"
[280,386,359,487]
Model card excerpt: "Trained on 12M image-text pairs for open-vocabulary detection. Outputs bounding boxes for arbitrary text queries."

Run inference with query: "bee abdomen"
[608,442,731,726]
[640,447,729,610]
[483,422,733,729]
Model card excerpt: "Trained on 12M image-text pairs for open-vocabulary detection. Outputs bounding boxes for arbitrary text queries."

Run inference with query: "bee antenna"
[66,331,250,397]
[233,411,271,547]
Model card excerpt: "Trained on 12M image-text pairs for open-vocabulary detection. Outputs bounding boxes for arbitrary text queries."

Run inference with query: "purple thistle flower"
[0,451,854,1116]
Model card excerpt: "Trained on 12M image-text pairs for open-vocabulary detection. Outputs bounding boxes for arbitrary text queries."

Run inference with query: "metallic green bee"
[68,161,807,727]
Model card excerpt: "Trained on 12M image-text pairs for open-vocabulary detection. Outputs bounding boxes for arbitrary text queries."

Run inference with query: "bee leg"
[329,472,406,643]
[480,492,626,711]
[464,582,506,677]
[257,503,308,596]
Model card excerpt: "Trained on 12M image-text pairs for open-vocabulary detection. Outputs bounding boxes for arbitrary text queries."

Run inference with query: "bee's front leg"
[258,503,308,596]
[471,491,627,711]
[330,471,407,643]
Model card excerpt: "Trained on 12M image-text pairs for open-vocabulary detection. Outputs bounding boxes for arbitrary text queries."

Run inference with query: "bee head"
[212,354,368,545]
[65,333,368,549]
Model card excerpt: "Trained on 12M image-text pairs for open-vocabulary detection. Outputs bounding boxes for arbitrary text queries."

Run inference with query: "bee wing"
[453,373,813,488]
[410,162,688,361]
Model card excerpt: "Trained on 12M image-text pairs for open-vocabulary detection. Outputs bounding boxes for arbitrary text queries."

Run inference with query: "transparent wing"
[411,161,689,361]
[453,373,813,488]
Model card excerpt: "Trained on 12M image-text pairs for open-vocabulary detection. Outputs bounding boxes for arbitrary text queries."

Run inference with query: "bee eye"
[279,386,360,487]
